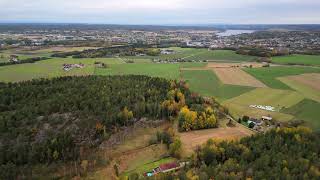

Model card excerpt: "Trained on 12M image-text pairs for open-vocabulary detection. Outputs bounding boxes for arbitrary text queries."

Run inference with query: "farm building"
[161,49,175,55]
[144,162,187,177]
[262,116,273,121]
[9,55,19,62]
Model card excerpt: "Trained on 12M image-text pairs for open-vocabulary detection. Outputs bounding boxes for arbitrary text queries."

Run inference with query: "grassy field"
[282,99,320,131]
[123,157,176,176]
[278,76,320,103]
[272,54,320,66]
[180,62,207,68]
[244,66,320,89]
[0,57,124,82]
[181,70,254,101]
[223,88,305,121]
[125,48,257,62]
[95,63,180,79]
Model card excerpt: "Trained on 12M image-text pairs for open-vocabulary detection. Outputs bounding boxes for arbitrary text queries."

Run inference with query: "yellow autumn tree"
[178,106,197,131]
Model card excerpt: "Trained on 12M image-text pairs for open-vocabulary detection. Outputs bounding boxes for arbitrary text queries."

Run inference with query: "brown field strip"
[212,68,267,87]
[286,73,320,91]
[207,62,265,68]
[179,126,254,154]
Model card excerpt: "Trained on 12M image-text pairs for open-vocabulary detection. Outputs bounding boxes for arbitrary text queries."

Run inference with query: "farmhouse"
[161,49,175,55]
[9,55,19,62]
[262,116,273,121]
[144,162,187,177]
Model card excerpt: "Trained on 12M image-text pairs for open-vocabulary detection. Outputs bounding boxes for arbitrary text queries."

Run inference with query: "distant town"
[1,24,319,56]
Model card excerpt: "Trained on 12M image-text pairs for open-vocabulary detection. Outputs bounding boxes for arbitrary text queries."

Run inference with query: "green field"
[272,54,320,66]
[223,88,305,121]
[123,157,175,176]
[0,57,124,82]
[278,76,320,103]
[125,48,256,62]
[95,63,180,79]
[244,66,320,89]
[282,99,320,131]
[180,62,207,68]
[181,70,254,101]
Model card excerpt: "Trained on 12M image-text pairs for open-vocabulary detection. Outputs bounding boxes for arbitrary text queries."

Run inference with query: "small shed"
[262,116,273,121]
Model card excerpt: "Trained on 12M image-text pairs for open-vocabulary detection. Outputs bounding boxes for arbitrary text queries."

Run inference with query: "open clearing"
[181,70,254,101]
[95,63,180,79]
[244,66,320,89]
[282,99,320,131]
[284,73,320,91]
[223,88,304,121]
[272,54,320,66]
[0,57,123,82]
[279,80,320,103]
[213,68,267,88]
[179,126,254,154]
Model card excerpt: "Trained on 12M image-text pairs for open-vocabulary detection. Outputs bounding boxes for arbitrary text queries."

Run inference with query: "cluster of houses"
[144,162,188,177]
[249,105,276,112]
[62,63,85,71]
[247,116,273,132]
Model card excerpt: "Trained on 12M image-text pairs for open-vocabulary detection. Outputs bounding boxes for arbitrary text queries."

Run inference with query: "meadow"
[181,70,254,101]
[0,57,123,82]
[282,99,320,131]
[223,88,305,121]
[272,54,320,66]
[244,66,320,89]
[124,48,257,62]
[95,63,180,79]
[278,75,320,103]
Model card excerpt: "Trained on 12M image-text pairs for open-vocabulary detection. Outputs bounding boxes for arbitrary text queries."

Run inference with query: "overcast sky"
[1,0,320,24]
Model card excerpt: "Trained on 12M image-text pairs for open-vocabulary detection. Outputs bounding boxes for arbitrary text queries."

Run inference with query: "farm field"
[0,57,124,82]
[179,125,254,154]
[282,99,320,131]
[272,54,320,66]
[181,70,254,101]
[125,48,257,62]
[278,73,320,102]
[244,66,320,89]
[223,88,305,121]
[212,68,267,88]
[95,63,180,79]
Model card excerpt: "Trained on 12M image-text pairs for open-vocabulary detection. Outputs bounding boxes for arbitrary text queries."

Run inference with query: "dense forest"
[0,75,220,179]
[143,127,320,180]
[51,46,161,58]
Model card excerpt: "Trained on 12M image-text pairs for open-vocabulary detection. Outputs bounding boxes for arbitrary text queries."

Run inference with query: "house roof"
[159,162,179,171]
[262,116,272,120]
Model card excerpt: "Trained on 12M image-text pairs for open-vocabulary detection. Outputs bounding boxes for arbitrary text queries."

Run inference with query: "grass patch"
[272,54,320,66]
[182,70,254,101]
[124,48,257,62]
[244,66,320,89]
[180,62,207,68]
[223,88,304,121]
[95,63,180,79]
[278,76,320,103]
[123,157,176,176]
[282,99,320,131]
[0,57,124,82]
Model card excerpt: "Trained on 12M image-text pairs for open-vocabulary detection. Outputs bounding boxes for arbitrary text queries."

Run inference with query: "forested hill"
[0,75,222,178]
